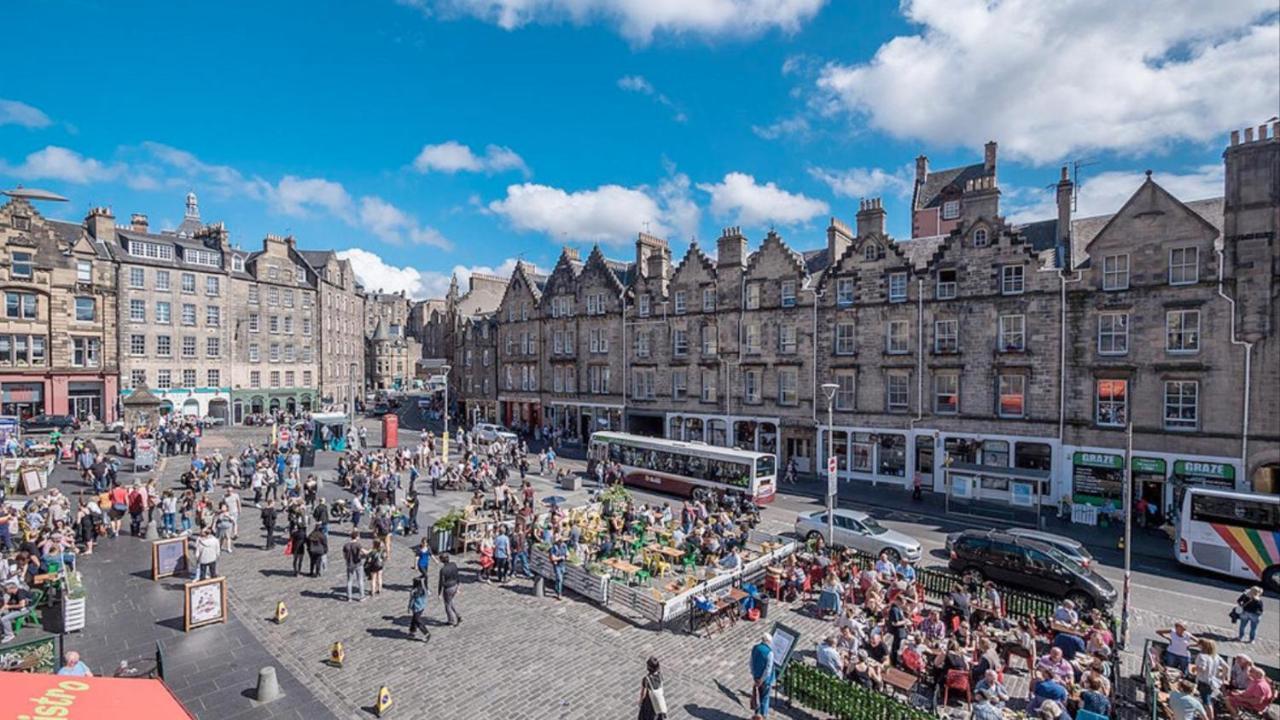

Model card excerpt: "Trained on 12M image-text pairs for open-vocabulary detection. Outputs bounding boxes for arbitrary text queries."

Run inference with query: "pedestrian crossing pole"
[1121,421,1133,651]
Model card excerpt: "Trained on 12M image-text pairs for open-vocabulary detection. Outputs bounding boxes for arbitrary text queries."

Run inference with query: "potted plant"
[599,483,631,515]
[430,508,465,553]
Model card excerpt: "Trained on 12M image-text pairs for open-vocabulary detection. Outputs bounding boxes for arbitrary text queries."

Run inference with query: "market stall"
[311,412,349,451]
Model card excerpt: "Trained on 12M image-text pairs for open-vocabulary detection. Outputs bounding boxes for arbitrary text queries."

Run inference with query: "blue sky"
[3,0,1276,297]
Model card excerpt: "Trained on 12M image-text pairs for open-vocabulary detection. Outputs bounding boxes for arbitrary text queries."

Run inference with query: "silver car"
[473,422,518,445]
[794,508,922,564]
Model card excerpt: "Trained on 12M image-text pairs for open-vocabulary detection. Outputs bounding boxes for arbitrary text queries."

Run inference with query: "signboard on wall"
[1072,452,1123,505]
[1010,482,1035,507]
[951,474,972,500]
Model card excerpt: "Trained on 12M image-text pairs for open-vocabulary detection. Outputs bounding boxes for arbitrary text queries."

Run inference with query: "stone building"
[0,189,119,422]
[450,123,1279,503]
[93,194,235,421]
[366,318,420,391]
[364,290,411,337]
[410,298,446,361]
[299,250,365,412]
[228,234,320,419]
[443,272,505,423]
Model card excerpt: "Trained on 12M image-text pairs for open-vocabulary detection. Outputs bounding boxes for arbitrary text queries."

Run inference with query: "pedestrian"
[194,527,220,580]
[306,524,328,578]
[1233,586,1264,644]
[365,541,385,595]
[438,553,461,626]
[415,537,432,580]
[638,656,668,720]
[288,523,307,576]
[912,471,923,501]
[494,525,511,583]
[342,530,366,602]
[407,575,430,642]
[1158,622,1196,674]
[550,537,568,600]
[750,633,776,718]
[260,499,278,550]
[1191,637,1226,714]
[56,651,93,677]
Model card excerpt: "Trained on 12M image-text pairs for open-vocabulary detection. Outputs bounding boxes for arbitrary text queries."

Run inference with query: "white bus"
[588,431,777,504]
[1175,487,1280,592]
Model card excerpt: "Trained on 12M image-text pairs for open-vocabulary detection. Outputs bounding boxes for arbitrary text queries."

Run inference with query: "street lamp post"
[821,382,839,547]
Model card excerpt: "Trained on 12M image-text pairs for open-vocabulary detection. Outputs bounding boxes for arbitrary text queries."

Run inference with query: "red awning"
[0,673,195,719]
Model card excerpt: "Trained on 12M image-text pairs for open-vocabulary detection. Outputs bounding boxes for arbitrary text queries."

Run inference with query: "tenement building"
[0,190,119,423]
[365,289,411,337]
[366,318,421,391]
[300,250,365,412]
[229,234,320,420]
[450,124,1280,504]
[440,272,505,424]
[94,195,236,422]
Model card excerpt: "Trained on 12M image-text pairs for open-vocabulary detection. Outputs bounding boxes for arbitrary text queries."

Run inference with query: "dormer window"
[864,245,878,261]
[941,200,960,220]
[973,229,989,247]
[11,215,30,231]
[232,255,244,272]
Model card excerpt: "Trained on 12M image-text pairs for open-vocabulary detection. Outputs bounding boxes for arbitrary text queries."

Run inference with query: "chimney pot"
[130,213,149,231]
[1260,124,1270,141]
[1244,127,1254,142]
[1231,130,1240,146]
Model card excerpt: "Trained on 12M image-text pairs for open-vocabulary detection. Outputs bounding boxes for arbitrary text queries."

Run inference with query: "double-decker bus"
[588,431,777,504]
[1175,487,1280,592]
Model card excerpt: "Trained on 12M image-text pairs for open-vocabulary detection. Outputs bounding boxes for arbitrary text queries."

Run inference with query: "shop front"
[499,395,541,430]
[229,388,315,424]
[1131,456,1167,510]
[124,387,231,423]
[1171,459,1238,509]
[1071,451,1124,506]
[1,380,45,419]
[548,401,621,444]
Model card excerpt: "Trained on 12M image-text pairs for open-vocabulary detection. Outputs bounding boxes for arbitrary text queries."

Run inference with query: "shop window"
[981,440,1010,467]
[945,438,978,464]
[851,433,874,472]
[1015,442,1052,472]
[831,430,849,471]
[877,434,906,477]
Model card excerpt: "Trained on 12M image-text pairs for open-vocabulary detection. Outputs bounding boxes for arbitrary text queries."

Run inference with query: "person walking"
[494,526,511,583]
[415,537,432,580]
[638,656,668,720]
[288,523,307,577]
[260,499,278,550]
[365,541,386,595]
[306,524,329,578]
[438,553,462,626]
[1233,586,1264,644]
[750,633,776,718]
[194,527,220,580]
[342,530,366,602]
[407,576,430,642]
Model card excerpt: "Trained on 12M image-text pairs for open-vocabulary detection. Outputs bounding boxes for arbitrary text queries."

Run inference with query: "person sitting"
[1029,668,1068,713]
[1036,699,1070,720]
[920,609,946,641]
[1167,678,1209,720]
[1078,674,1111,716]
[1052,599,1078,626]
[1224,666,1274,718]
[970,689,1004,720]
[1036,647,1074,685]
[1051,628,1087,663]
[848,649,883,692]
[974,668,1009,706]
[817,573,844,618]
[816,636,844,677]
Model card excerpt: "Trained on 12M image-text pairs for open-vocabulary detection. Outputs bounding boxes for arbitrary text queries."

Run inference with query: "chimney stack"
[984,141,998,174]
[856,198,887,238]
[84,207,115,245]
[716,226,747,269]
[826,217,853,264]
[1055,165,1073,252]
[130,213,149,232]
[562,246,580,263]
[915,155,929,186]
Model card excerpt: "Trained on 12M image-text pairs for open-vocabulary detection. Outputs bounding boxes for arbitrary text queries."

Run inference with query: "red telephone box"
[382,413,398,449]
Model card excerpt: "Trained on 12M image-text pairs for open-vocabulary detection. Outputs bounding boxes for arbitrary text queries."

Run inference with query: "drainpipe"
[909,278,925,429]
[1216,248,1253,482]
[620,291,628,428]
[810,285,824,424]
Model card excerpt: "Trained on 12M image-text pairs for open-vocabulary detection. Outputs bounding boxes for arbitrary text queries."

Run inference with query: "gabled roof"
[581,246,628,296]
[744,230,807,280]
[48,219,113,261]
[1072,177,1223,268]
[914,162,991,210]
[892,235,946,271]
[672,241,716,280]
[801,248,831,275]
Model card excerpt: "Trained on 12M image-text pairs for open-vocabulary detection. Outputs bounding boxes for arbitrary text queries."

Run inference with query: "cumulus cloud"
[337,248,538,299]
[0,99,52,129]
[1007,164,1225,224]
[618,75,687,123]
[815,0,1280,163]
[359,196,451,249]
[399,0,827,44]
[413,141,528,175]
[751,116,811,141]
[489,169,698,245]
[0,146,122,184]
[270,176,355,219]
[697,172,828,227]
[808,165,914,200]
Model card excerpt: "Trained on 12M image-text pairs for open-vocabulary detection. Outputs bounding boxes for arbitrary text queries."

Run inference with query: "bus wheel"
[1263,566,1280,596]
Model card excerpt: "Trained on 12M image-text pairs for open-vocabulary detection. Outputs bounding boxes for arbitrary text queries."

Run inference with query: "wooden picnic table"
[646,544,685,560]
[884,667,918,697]
[604,558,641,575]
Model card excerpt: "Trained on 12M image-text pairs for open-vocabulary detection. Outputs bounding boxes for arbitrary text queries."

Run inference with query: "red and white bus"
[588,431,777,504]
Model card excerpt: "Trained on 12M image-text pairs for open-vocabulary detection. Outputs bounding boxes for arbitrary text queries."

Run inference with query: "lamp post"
[821,382,839,547]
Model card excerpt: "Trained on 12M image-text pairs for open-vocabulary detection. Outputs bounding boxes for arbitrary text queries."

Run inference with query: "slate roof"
[48,219,113,261]
[604,259,635,287]
[801,248,831,275]
[915,162,991,210]
[895,235,947,270]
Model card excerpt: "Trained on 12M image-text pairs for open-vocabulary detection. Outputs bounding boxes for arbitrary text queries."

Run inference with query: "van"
[947,529,1116,611]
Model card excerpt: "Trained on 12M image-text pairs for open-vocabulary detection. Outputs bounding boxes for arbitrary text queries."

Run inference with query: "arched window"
[973,228,989,248]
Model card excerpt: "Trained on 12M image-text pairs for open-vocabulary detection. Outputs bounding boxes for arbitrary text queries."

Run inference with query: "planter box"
[559,474,582,491]
[430,528,453,554]
[529,548,610,603]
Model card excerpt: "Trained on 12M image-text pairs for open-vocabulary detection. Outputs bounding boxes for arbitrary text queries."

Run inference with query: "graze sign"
[1072,452,1123,505]
[1174,460,1235,488]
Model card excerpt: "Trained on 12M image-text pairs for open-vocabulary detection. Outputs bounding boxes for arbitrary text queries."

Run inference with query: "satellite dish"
[3,187,69,202]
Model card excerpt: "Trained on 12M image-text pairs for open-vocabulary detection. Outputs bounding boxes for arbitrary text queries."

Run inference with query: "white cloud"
[752,116,811,141]
[337,248,536,300]
[400,0,827,44]
[270,176,355,219]
[1007,164,1225,223]
[0,146,122,184]
[618,75,687,123]
[138,141,269,199]
[0,99,52,129]
[809,165,913,200]
[697,172,828,227]
[412,141,528,175]
[489,170,697,245]
[359,196,451,249]
[815,0,1280,163]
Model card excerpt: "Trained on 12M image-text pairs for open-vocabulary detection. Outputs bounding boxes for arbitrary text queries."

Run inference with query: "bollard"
[327,641,345,668]
[275,601,288,624]
[255,666,282,703]
[374,685,392,717]
[145,520,159,540]
[533,575,545,598]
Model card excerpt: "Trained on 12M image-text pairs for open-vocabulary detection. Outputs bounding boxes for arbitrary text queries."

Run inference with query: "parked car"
[20,414,80,433]
[945,527,1095,570]
[472,422,518,445]
[794,509,922,564]
[947,529,1116,610]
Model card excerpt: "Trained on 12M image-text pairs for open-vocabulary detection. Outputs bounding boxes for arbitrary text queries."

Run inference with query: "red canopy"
[0,673,194,719]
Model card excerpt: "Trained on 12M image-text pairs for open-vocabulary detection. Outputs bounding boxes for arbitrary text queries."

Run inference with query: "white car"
[472,422,518,444]
[794,508,923,564]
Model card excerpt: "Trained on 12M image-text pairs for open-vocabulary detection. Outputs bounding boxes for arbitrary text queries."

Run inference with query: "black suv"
[947,529,1116,611]
[20,414,80,433]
